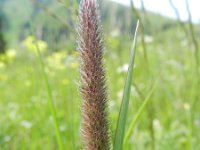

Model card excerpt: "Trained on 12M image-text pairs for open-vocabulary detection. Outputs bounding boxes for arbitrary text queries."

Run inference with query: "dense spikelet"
[77,0,110,150]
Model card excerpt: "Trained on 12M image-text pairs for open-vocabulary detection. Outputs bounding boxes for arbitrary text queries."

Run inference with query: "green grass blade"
[113,20,139,150]
[124,85,156,145]
[34,40,64,150]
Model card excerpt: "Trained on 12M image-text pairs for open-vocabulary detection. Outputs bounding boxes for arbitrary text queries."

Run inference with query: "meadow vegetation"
[0,0,200,149]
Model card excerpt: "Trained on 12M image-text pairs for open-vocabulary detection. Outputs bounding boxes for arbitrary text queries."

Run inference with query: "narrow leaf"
[113,20,139,150]
[34,39,64,150]
[124,85,156,145]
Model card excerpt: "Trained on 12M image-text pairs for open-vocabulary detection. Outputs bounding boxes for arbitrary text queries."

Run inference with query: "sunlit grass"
[114,20,139,150]
[0,24,200,149]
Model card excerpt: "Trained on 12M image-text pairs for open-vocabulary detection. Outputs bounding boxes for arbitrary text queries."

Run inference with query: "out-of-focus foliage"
[23,36,47,53]
[0,0,200,149]
[1,0,192,51]
[0,49,16,63]
[0,12,6,54]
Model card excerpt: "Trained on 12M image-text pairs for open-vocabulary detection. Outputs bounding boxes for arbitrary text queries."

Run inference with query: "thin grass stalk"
[57,0,78,30]
[130,2,156,149]
[77,0,110,149]
[185,1,200,147]
[185,0,199,75]
[27,14,64,149]
[168,0,190,81]
[133,82,145,100]
[140,0,151,28]
[168,0,192,70]
[168,0,189,39]
[130,0,148,68]
[113,20,139,150]
[66,70,76,148]
[124,84,156,146]
[24,6,64,149]
[31,0,72,31]
[34,39,64,150]
[169,0,199,149]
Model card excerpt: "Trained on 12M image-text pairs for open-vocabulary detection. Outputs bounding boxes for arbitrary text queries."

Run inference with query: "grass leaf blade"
[34,40,64,150]
[113,20,139,150]
[124,85,156,145]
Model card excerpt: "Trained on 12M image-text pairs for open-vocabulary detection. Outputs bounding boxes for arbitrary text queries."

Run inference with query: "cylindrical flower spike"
[77,0,110,149]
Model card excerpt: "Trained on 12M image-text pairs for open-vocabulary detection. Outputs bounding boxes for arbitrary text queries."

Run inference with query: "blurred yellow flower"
[72,51,78,57]
[25,80,32,87]
[71,62,78,69]
[23,36,47,53]
[0,74,8,81]
[6,49,16,59]
[52,51,67,60]
[0,62,5,69]
[0,49,16,63]
[183,102,190,111]
[62,79,69,85]
[46,51,67,70]
[6,49,16,62]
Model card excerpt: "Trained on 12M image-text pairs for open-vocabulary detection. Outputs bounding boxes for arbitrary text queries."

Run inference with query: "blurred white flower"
[153,119,163,139]
[195,119,200,127]
[21,120,32,129]
[59,125,66,132]
[117,63,129,73]
[131,85,139,97]
[183,102,190,111]
[144,35,153,43]
[110,29,120,37]
[9,111,17,120]
[117,90,123,98]
[49,116,53,122]
[4,135,11,142]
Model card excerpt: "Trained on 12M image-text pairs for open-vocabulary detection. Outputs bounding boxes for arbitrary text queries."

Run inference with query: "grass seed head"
[77,0,110,149]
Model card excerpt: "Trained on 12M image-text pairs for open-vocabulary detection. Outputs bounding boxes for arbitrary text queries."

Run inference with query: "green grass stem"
[124,84,156,145]
[34,39,64,150]
[113,20,139,150]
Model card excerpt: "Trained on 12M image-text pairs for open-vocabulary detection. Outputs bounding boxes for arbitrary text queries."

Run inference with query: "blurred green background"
[0,0,200,149]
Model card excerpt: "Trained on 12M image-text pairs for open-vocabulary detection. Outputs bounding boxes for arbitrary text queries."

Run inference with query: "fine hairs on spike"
[77,0,110,150]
